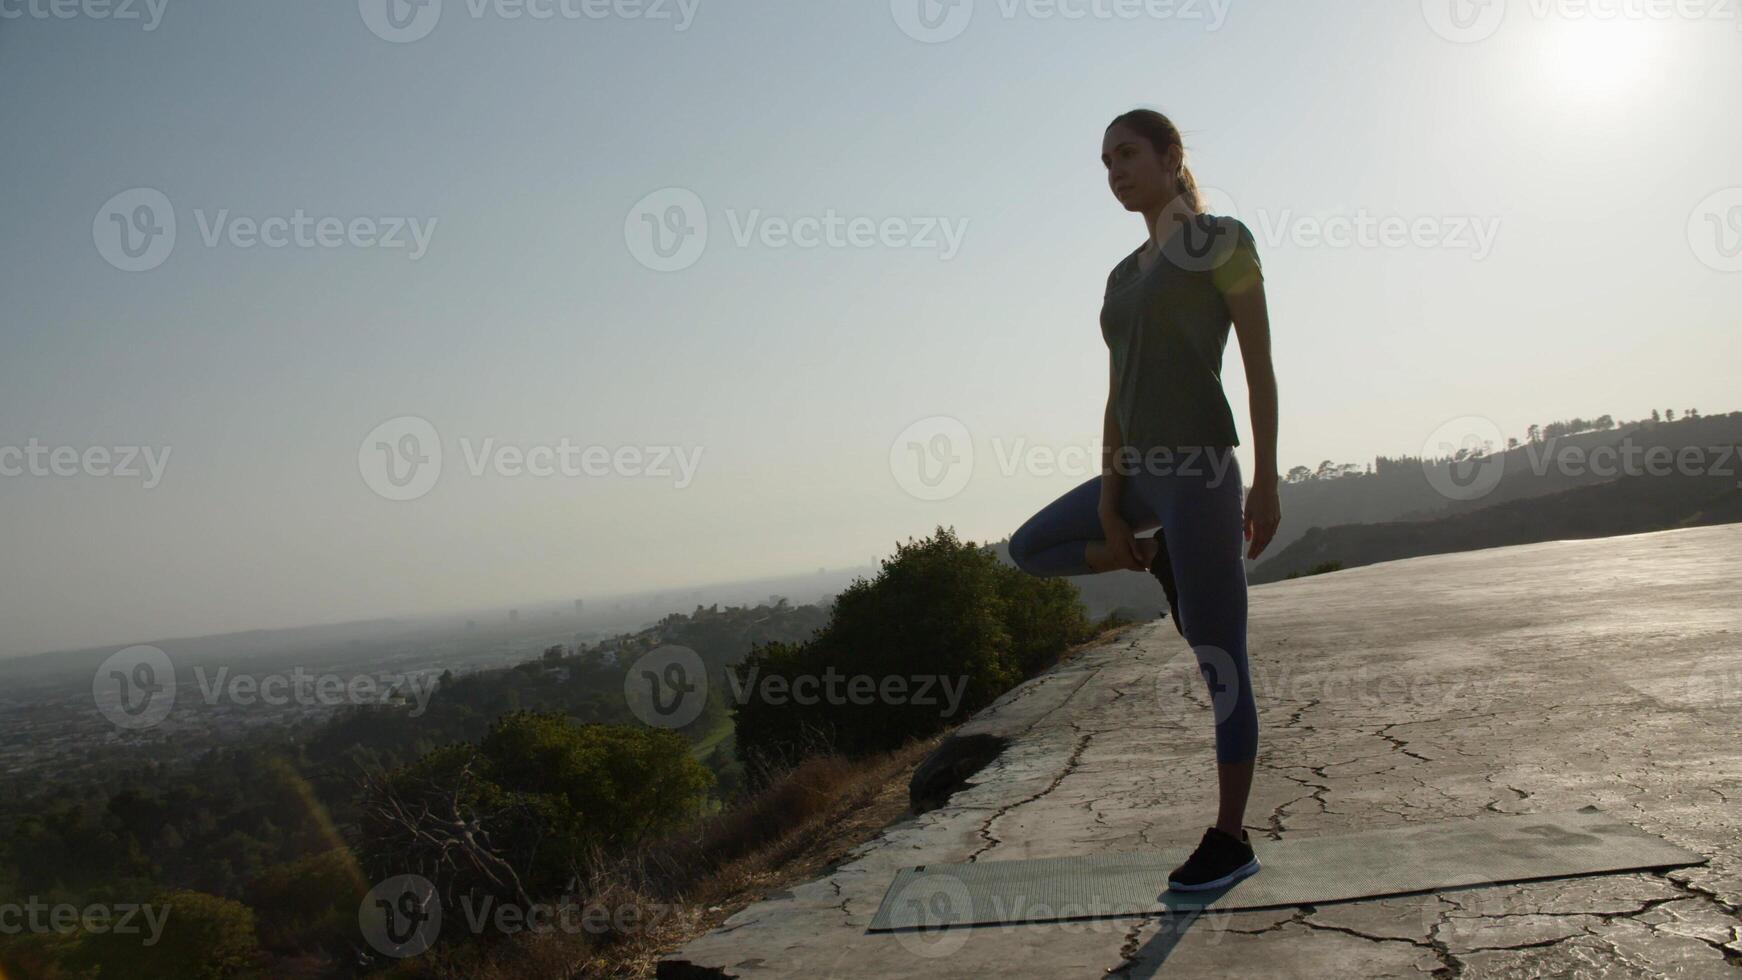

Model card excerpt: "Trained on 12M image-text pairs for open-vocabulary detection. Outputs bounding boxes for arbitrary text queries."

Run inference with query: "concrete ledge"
[660,524,1742,979]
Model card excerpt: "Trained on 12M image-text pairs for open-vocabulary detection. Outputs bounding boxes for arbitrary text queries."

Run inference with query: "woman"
[1007,108,1281,892]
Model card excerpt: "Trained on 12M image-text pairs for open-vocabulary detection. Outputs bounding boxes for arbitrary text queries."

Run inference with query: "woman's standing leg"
[1142,446,1258,836]
[1008,473,1160,578]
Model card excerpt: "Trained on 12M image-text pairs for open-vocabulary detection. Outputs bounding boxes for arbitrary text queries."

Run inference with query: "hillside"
[1250,466,1742,583]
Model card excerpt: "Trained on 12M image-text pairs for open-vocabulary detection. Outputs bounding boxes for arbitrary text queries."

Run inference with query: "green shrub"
[732,526,1091,780]
[360,712,714,902]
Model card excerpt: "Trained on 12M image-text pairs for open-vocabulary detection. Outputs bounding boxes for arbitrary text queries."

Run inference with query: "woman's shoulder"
[1196,211,1255,239]
[1105,241,1147,288]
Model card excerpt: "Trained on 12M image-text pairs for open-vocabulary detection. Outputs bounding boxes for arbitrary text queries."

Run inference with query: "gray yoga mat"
[867,807,1705,931]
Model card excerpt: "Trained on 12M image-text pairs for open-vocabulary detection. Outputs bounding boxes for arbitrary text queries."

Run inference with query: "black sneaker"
[1166,826,1260,891]
[1146,531,1184,636]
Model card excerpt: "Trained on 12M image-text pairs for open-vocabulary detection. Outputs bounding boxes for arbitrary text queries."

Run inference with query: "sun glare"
[1537,18,1663,101]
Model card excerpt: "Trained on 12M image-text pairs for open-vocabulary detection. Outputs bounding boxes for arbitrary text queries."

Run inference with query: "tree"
[733,526,1089,778]
[78,888,259,980]
[360,712,713,906]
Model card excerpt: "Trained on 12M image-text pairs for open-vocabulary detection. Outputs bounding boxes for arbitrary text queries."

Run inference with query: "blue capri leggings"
[1007,445,1258,764]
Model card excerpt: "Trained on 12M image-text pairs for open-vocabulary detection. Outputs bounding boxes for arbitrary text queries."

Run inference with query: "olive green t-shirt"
[1100,213,1262,455]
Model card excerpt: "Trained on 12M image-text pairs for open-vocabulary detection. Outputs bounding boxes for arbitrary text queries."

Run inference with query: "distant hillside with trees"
[1250,409,1742,582]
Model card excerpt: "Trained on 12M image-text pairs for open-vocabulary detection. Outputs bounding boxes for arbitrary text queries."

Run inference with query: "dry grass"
[401,617,1137,980]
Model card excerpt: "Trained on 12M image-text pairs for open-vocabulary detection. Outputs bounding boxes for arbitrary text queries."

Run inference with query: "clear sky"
[2,0,1738,656]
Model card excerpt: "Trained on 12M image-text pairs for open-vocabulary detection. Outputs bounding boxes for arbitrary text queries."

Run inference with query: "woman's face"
[1102,123,1180,212]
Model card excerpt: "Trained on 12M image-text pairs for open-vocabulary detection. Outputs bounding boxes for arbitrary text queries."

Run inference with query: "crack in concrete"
[966,726,1095,863]
[1373,722,1435,763]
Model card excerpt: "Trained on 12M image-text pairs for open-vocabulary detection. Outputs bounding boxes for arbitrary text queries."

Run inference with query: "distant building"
[508,609,520,622]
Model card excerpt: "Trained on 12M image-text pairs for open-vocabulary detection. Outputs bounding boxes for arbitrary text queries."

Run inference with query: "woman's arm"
[1228,280,1281,559]
[1096,354,1146,571]
[1100,353,1126,516]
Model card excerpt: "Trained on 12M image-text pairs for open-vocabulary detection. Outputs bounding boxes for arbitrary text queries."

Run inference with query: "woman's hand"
[1243,475,1281,560]
[1098,508,1148,571]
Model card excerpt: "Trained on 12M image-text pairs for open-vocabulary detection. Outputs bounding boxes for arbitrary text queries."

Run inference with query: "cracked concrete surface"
[659,524,1742,978]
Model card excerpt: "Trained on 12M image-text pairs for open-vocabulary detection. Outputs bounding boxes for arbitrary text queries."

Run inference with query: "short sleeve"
[1211,220,1263,296]
[1104,256,1130,295]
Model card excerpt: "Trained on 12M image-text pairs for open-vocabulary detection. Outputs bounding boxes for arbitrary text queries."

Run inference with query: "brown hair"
[1106,108,1202,213]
